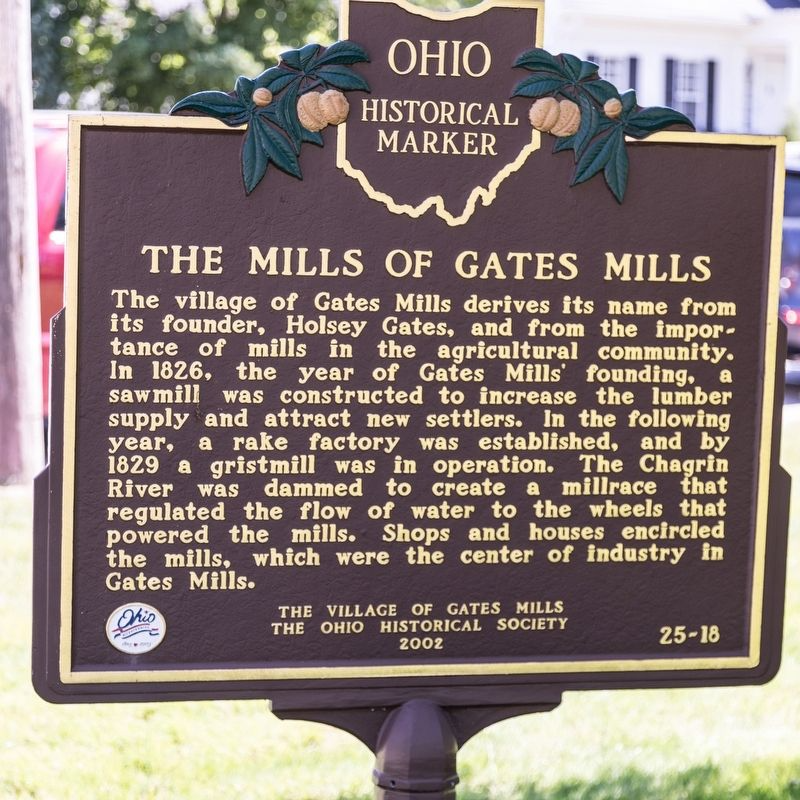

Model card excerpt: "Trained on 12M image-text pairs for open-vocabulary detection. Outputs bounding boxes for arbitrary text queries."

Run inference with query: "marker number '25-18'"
[660,625,721,645]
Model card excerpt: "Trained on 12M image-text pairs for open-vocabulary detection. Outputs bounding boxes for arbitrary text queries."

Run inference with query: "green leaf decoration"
[572,96,602,158]
[274,82,303,152]
[581,79,618,106]
[578,60,600,81]
[512,47,695,201]
[512,75,569,98]
[573,127,623,186]
[550,96,616,160]
[552,135,576,154]
[560,53,584,81]
[625,106,694,138]
[235,76,255,105]
[170,91,248,125]
[301,128,325,146]
[302,43,325,70]
[280,43,321,71]
[170,39,370,195]
[242,125,269,194]
[313,40,370,67]
[513,48,566,76]
[603,130,630,202]
[253,116,301,180]
[254,67,297,94]
[620,89,639,114]
[316,65,370,92]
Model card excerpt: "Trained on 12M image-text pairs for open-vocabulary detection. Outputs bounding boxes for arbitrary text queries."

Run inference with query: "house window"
[597,57,627,89]
[673,61,703,121]
[587,55,638,92]
[666,59,716,131]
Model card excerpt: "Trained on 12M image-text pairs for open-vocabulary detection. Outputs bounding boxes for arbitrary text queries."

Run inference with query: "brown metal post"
[373,700,459,799]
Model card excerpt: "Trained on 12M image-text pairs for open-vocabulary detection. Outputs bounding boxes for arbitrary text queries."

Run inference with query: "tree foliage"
[31,0,338,112]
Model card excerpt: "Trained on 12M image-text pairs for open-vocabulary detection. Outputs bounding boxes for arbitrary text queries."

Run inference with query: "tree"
[31,0,338,112]
[30,1,493,112]
[1,0,45,482]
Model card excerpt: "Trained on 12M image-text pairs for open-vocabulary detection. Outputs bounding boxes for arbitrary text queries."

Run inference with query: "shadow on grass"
[336,762,800,800]
[457,763,800,800]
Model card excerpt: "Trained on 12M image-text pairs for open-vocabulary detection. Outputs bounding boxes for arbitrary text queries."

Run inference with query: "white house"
[543,0,800,136]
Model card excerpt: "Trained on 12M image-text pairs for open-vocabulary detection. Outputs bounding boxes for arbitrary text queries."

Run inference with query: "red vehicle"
[33,111,68,418]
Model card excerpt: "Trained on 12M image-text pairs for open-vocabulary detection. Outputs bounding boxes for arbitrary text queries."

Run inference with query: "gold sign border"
[58,113,785,685]
[336,0,544,227]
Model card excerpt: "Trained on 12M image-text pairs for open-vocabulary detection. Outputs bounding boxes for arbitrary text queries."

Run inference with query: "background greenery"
[2,405,799,799]
[29,0,482,112]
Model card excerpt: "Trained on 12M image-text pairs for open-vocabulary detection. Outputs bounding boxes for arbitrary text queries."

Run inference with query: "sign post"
[34,0,790,793]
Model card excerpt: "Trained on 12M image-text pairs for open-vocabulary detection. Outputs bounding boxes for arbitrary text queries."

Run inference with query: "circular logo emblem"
[106,603,166,654]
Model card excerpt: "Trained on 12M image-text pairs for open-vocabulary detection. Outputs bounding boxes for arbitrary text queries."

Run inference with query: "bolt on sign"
[35,0,789,719]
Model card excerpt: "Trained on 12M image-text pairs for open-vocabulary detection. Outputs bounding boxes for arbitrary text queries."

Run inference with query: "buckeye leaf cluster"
[512,48,694,202]
[171,41,369,194]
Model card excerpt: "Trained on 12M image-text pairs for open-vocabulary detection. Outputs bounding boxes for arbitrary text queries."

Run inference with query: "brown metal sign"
[34,0,789,705]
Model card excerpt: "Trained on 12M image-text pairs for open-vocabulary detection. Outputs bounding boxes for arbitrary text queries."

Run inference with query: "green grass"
[2,406,800,799]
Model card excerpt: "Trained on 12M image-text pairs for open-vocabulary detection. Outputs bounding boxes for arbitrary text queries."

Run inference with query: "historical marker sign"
[34,0,789,705]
